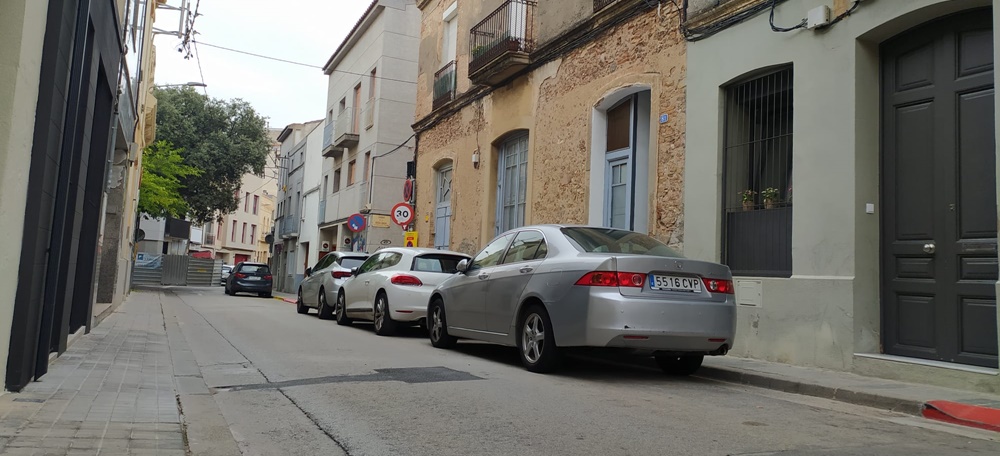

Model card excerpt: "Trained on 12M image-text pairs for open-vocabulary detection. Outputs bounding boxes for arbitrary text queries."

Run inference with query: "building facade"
[682,0,999,392]
[0,0,159,391]
[318,0,421,257]
[412,0,687,255]
[275,121,323,293]
[209,172,278,265]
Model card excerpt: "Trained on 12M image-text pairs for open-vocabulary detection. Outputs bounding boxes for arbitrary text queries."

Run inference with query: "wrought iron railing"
[433,60,457,110]
[593,0,618,11]
[469,0,536,75]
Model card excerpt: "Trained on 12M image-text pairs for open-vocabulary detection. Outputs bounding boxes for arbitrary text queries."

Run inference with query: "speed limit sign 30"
[391,202,414,226]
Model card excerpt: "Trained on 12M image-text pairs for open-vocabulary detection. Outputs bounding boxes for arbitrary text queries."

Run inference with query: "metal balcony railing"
[594,0,618,11]
[469,0,536,76]
[433,60,457,110]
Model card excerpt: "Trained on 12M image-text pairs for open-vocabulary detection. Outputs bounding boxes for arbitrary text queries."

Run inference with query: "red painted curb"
[273,297,296,304]
[922,400,1000,433]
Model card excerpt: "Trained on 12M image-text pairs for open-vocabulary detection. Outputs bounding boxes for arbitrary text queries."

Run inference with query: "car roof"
[237,262,268,267]
[376,247,470,257]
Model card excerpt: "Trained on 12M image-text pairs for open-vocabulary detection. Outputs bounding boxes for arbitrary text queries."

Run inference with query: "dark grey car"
[427,225,736,375]
[224,262,273,298]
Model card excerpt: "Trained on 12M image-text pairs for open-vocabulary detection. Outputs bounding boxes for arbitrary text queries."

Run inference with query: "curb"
[273,297,296,304]
[923,400,1000,433]
[696,365,925,416]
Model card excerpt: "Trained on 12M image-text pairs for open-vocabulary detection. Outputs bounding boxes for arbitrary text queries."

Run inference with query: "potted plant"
[761,187,779,209]
[740,189,756,211]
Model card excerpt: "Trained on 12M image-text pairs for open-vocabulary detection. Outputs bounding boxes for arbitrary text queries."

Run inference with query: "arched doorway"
[881,9,997,368]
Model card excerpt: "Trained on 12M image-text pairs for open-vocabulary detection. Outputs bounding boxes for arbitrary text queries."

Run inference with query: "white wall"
[683,0,995,382]
[0,0,49,389]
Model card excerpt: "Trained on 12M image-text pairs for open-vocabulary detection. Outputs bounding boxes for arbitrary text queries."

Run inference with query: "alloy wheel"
[374,296,386,332]
[430,306,443,342]
[521,313,545,364]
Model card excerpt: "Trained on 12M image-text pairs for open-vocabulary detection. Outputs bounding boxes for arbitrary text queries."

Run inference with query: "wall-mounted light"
[472,148,480,169]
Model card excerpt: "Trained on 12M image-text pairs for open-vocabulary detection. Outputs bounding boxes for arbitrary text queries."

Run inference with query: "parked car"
[426,225,736,375]
[336,248,471,336]
[296,251,369,318]
[220,264,234,286]
[224,262,273,297]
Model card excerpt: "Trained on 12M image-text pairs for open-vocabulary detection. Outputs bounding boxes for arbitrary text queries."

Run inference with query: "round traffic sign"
[391,202,414,226]
[347,213,366,233]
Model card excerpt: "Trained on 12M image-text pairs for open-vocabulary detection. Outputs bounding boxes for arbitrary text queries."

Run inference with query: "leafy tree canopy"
[153,87,271,223]
[137,141,200,219]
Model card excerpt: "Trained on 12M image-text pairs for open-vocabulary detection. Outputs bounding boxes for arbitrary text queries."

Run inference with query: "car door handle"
[478,273,489,280]
[519,267,534,274]
[365,280,370,285]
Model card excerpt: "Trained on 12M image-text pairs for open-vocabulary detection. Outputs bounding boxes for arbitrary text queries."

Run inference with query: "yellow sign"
[404,231,418,248]
[371,214,391,228]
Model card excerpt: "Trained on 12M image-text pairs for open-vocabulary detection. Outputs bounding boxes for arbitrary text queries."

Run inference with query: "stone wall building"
[412,0,687,255]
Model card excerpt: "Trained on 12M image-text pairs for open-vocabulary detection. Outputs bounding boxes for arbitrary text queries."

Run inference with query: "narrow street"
[158,287,998,456]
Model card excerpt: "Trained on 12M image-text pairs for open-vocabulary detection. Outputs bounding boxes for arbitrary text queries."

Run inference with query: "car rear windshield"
[339,257,367,269]
[412,254,468,273]
[561,227,682,257]
[240,265,270,274]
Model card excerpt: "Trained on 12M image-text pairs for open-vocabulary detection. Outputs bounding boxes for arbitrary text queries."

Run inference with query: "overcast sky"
[152,0,373,129]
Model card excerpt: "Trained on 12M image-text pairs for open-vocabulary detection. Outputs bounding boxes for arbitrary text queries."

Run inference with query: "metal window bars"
[433,60,457,110]
[469,0,537,75]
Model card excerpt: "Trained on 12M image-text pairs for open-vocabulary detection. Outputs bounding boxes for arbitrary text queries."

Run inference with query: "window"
[314,254,336,271]
[333,169,342,193]
[348,160,357,186]
[352,84,362,132]
[369,68,377,100]
[501,230,547,264]
[244,192,250,212]
[605,96,635,230]
[253,195,259,215]
[379,252,403,269]
[238,264,270,274]
[412,254,467,273]
[323,175,328,196]
[358,252,386,274]
[496,134,529,234]
[562,227,681,257]
[339,97,346,113]
[217,223,222,241]
[231,220,237,242]
[250,225,256,244]
[723,67,793,277]
[339,256,367,269]
[363,152,371,182]
[442,2,458,63]
[242,223,247,243]
[471,233,514,271]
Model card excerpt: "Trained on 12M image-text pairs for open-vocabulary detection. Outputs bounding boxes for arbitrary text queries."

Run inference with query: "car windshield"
[340,257,367,269]
[412,254,468,273]
[240,265,270,274]
[561,227,682,257]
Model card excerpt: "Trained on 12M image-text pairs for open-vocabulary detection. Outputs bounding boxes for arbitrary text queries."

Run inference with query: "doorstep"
[699,356,1000,432]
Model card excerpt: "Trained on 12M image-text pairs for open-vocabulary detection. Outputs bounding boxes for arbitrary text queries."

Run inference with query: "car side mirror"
[305,267,312,277]
[351,267,359,276]
[456,259,469,274]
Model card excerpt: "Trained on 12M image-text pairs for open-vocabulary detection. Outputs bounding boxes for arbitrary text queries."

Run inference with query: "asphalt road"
[163,287,1000,456]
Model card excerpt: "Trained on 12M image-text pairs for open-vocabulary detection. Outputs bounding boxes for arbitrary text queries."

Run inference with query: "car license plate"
[247,276,260,281]
[649,275,701,292]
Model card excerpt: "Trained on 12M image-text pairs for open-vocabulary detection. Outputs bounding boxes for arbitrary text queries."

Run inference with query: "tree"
[137,141,200,219]
[152,87,271,223]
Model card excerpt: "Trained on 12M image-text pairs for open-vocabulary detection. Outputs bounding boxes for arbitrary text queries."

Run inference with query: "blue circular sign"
[347,214,366,233]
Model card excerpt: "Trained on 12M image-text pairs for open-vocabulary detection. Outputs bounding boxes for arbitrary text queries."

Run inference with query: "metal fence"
[470,0,537,74]
[433,60,457,110]
[132,254,222,287]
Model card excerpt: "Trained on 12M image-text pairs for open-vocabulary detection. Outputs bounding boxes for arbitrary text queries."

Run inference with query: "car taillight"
[235,273,247,279]
[263,275,273,280]
[574,272,645,288]
[702,278,735,294]
[390,274,423,286]
[332,271,351,279]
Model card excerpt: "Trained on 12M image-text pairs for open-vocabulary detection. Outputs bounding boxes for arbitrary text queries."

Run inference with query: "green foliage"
[761,187,780,201]
[153,87,271,223]
[740,189,756,203]
[138,141,200,219]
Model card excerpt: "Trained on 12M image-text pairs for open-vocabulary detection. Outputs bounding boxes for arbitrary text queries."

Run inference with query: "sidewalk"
[0,291,185,455]
[699,356,1000,432]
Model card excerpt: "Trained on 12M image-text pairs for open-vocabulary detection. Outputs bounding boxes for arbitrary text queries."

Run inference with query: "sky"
[152,0,374,129]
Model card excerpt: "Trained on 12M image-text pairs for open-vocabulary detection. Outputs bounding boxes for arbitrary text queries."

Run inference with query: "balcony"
[469,0,536,87]
[593,0,618,11]
[333,110,360,149]
[322,120,341,158]
[433,60,457,110]
[278,215,300,239]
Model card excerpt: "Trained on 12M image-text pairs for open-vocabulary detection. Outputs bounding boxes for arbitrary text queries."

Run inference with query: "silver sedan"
[427,225,736,374]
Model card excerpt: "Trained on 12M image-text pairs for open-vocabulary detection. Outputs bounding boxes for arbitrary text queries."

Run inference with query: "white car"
[336,247,471,336]
[297,251,369,319]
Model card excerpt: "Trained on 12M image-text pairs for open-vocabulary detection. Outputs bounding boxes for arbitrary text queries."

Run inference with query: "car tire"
[317,288,333,320]
[373,292,398,336]
[335,292,352,326]
[654,354,704,376]
[296,288,308,315]
[224,286,231,295]
[427,297,457,349]
[517,305,560,373]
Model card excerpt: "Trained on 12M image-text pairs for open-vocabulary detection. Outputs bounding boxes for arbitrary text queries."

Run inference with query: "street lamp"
[154,82,207,88]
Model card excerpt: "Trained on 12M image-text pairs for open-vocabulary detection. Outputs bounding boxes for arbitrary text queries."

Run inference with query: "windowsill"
[854,353,999,376]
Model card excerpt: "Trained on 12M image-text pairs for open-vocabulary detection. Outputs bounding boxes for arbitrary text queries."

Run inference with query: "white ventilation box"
[806,5,831,29]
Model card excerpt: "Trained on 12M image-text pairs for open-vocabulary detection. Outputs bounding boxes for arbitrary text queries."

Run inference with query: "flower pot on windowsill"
[742,201,753,211]
[764,199,775,210]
